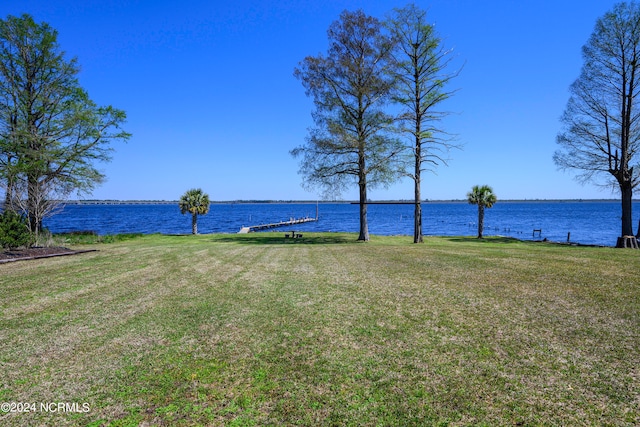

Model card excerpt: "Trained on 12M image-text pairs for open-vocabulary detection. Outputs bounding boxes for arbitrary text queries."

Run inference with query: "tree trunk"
[616,235,639,248]
[357,144,369,241]
[191,213,198,235]
[414,198,423,243]
[477,205,485,238]
[620,181,634,237]
[358,180,369,242]
[414,137,423,243]
[27,175,40,235]
[3,180,13,211]
[616,181,635,247]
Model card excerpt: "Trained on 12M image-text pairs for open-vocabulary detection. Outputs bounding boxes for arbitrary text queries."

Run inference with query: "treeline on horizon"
[18,198,628,205]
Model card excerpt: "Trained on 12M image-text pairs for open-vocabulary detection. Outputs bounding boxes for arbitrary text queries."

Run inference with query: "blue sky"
[2,0,622,201]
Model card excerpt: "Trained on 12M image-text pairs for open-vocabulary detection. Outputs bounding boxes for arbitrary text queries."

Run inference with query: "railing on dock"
[238,216,317,233]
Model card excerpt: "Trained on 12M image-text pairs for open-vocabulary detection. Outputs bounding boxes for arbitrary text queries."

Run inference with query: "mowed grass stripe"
[0,233,638,426]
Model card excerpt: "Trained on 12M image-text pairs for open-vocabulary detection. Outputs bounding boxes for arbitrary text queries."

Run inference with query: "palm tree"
[179,188,210,234]
[467,185,497,238]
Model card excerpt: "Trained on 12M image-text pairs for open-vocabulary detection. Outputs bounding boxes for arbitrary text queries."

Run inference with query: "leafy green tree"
[386,4,461,243]
[179,188,210,235]
[0,14,130,235]
[292,10,404,242]
[0,209,33,249]
[554,2,640,246]
[467,185,497,238]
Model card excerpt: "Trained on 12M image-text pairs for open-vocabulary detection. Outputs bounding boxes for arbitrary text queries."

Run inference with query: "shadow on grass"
[443,236,603,248]
[54,232,145,244]
[445,236,530,245]
[210,232,358,245]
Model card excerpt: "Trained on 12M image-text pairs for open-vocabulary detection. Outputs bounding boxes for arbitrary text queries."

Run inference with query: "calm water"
[42,201,640,247]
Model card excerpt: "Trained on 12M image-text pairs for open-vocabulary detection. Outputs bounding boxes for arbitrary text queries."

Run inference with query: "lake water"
[42,201,640,247]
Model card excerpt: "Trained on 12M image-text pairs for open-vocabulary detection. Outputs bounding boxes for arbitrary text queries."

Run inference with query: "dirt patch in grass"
[0,247,96,263]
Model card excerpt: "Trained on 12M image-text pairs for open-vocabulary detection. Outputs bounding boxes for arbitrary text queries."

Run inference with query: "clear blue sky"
[2,0,622,201]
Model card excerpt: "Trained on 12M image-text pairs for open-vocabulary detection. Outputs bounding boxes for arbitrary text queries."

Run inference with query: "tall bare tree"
[0,14,130,233]
[554,2,640,246]
[292,10,404,241]
[386,4,460,243]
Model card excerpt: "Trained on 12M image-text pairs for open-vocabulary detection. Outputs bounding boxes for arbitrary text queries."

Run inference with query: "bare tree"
[386,4,461,243]
[292,10,404,241]
[554,2,640,247]
[10,176,70,240]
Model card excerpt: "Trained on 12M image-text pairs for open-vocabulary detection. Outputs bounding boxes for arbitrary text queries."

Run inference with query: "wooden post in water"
[567,232,570,242]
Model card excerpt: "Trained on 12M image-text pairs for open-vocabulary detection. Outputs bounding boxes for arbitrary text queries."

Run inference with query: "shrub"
[0,210,34,250]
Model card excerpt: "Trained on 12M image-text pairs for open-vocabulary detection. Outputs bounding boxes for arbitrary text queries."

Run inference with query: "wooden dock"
[238,217,317,233]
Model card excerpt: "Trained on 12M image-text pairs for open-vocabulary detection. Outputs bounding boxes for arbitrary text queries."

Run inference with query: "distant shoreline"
[55,198,631,205]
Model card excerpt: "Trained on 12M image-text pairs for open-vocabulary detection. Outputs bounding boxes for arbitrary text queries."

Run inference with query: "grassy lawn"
[0,233,638,426]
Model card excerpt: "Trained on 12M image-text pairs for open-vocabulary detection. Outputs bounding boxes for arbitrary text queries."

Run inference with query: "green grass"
[0,232,638,426]
[43,231,145,245]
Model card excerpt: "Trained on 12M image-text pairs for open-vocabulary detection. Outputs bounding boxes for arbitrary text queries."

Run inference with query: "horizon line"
[57,198,630,205]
